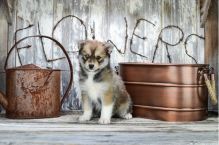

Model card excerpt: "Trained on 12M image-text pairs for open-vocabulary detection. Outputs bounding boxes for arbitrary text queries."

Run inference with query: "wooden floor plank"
[0,111,218,145]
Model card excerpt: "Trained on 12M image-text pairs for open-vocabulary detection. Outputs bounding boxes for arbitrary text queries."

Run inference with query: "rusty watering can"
[0,35,73,119]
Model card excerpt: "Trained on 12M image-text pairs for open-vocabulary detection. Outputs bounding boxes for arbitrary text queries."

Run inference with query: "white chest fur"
[80,72,109,102]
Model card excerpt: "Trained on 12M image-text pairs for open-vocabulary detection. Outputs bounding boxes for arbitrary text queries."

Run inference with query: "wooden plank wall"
[204,0,218,112]
[0,0,9,112]
[1,0,206,110]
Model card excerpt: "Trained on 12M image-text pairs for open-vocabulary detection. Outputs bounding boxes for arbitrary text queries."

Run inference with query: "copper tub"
[119,63,209,122]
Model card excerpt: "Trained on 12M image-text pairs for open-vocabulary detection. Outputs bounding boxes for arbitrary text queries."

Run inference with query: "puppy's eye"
[96,56,101,60]
[84,54,89,59]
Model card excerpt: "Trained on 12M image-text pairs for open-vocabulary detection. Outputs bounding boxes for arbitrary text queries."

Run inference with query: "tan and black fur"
[78,40,132,124]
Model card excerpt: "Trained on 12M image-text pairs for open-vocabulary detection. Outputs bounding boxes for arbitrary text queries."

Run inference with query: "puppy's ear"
[78,40,86,53]
[104,42,114,54]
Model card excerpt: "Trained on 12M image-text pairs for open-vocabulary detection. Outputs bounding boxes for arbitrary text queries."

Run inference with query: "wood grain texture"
[0,0,9,113]
[200,0,211,27]
[1,0,12,24]
[204,0,218,112]
[2,0,206,110]
[0,112,218,145]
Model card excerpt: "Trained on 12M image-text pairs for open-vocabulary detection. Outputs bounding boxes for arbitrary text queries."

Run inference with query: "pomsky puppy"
[78,40,132,124]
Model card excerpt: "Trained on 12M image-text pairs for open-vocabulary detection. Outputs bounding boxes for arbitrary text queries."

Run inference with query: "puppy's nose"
[89,64,94,69]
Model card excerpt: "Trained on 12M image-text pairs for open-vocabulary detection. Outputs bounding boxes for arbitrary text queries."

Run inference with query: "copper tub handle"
[4,35,73,105]
[203,73,218,105]
[198,67,218,105]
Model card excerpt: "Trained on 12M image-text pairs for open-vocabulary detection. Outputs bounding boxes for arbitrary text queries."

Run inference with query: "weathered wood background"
[0,0,215,111]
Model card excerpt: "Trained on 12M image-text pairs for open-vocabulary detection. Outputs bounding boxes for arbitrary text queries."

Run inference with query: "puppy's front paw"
[78,115,91,122]
[124,113,132,119]
[98,117,111,124]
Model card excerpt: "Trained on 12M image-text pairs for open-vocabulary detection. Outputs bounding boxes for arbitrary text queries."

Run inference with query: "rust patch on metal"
[5,64,61,118]
[0,35,74,119]
[4,35,74,107]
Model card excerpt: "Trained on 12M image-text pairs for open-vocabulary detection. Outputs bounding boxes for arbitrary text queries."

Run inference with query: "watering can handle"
[4,35,73,105]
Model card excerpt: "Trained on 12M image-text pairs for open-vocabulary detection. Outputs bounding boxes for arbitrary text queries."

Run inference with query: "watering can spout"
[0,91,8,110]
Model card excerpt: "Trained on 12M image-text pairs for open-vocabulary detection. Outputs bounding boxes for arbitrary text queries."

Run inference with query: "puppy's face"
[79,40,113,72]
